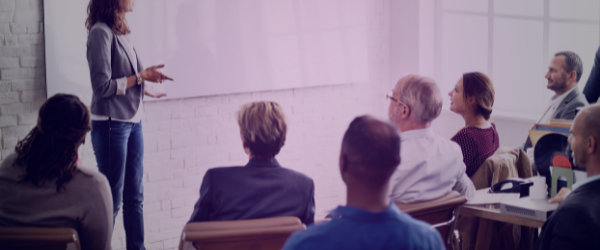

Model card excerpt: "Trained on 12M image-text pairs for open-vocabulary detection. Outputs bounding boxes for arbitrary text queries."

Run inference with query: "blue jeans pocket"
[109,121,131,131]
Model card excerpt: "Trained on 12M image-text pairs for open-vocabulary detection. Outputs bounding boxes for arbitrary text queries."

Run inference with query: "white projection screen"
[44,0,370,104]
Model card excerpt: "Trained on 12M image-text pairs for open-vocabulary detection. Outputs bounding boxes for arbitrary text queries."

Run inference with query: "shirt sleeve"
[454,169,476,203]
[116,76,127,95]
[87,26,120,98]
[301,180,316,225]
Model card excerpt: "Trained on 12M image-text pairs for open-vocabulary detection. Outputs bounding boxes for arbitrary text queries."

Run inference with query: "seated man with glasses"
[387,74,475,203]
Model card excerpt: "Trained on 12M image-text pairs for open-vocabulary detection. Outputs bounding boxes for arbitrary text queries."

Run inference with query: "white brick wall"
[0,0,391,249]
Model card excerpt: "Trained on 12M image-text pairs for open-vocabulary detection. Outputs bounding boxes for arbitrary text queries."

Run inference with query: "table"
[458,205,545,250]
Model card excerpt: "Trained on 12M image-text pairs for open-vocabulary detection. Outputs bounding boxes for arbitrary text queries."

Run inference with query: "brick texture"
[0,0,391,249]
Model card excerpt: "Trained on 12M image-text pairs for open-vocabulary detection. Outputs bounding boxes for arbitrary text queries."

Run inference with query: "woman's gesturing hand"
[140,64,174,83]
[144,84,167,98]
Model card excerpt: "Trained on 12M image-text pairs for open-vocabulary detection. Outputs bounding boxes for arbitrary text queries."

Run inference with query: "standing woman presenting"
[86,0,172,249]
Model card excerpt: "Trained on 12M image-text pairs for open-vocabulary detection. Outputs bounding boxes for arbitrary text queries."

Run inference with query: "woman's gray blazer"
[87,22,144,120]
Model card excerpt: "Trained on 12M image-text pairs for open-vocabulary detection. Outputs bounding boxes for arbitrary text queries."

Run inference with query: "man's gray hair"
[555,51,583,82]
[397,75,443,124]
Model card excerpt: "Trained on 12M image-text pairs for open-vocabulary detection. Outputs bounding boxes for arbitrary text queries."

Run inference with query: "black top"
[188,158,315,225]
[534,178,600,250]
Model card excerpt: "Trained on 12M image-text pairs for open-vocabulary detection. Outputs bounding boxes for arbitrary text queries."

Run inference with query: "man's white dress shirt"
[389,127,475,203]
[538,87,576,124]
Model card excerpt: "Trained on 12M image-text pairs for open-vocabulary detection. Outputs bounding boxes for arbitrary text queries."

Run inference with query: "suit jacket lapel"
[561,87,580,106]
[116,35,138,74]
[552,87,580,118]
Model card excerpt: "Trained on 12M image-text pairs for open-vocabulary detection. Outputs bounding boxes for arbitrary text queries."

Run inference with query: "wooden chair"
[0,227,80,250]
[396,191,467,250]
[179,216,305,250]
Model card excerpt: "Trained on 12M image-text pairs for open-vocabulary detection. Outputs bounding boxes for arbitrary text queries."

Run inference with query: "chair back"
[0,227,80,250]
[395,191,467,240]
[180,216,305,250]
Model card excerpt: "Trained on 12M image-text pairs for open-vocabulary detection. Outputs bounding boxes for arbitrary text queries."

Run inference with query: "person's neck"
[462,113,490,129]
[345,183,389,213]
[248,156,274,163]
[397,120,430,132]
[554,84,576,97]
[586,158,600,178]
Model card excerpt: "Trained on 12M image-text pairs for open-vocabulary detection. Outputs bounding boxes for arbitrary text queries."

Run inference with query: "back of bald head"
[579,104,600,151]
[341,116,401,187]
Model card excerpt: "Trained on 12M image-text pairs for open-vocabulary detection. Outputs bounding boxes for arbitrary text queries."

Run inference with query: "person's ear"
[588,136,597,154]
[568,71,577,83]
[242,141,251,155]
[340,154,348,173]
[468,96,476,106]
[401,105,410,119]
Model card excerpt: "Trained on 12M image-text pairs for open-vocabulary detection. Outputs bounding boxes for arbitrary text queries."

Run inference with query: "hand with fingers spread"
[140,64,174,83]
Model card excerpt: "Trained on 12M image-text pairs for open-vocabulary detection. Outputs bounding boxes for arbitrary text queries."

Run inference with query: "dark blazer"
[188,159,315,225]
[87,22,144,120]
[534,178,600,250]
[583,45,600,104]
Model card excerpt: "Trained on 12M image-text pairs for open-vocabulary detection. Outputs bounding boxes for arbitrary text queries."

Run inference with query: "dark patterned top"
[451,124,500,177]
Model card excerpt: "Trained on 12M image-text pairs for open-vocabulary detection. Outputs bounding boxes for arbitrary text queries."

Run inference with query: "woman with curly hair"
[0,94,113,250]
[86,0,173,248]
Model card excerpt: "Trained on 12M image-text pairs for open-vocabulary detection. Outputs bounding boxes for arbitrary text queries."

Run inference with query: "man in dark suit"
[583,45,600,104]
[188,101,315,225]
[534,104,600,250]
[524,51,589,150]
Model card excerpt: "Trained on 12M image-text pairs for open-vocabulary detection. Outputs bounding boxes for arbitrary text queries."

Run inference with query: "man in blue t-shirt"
[283,116,444,250]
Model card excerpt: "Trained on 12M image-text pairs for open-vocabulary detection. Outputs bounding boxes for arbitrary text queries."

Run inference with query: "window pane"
[550,0,600,21]
[440,13,488,108]
[443,0,488,13]
[494,0,543,17]
[493,18,546,117]
[549,22,600,88]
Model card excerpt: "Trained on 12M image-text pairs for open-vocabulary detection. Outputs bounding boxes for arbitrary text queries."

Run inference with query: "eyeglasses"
[386,91,407,107]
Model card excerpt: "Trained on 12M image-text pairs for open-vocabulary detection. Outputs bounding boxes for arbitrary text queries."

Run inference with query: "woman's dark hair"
[14,94,92,192]
[85,0,130,35]
[462,72,495,120]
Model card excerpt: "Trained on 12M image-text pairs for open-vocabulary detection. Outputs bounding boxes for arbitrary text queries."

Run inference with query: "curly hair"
[14,94,92,192]
[85,0,130,35]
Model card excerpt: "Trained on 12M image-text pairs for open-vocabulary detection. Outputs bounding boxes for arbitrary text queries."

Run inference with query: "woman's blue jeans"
[91,120,145,250]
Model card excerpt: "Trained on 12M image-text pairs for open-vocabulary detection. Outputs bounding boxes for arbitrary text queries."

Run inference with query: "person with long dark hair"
[0,94,113,250]
[86,0,173,248]
[448,72,499,176]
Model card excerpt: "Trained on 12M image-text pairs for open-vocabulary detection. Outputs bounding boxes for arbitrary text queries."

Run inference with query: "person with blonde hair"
[188,101,315,225]
[448,72,499,176]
